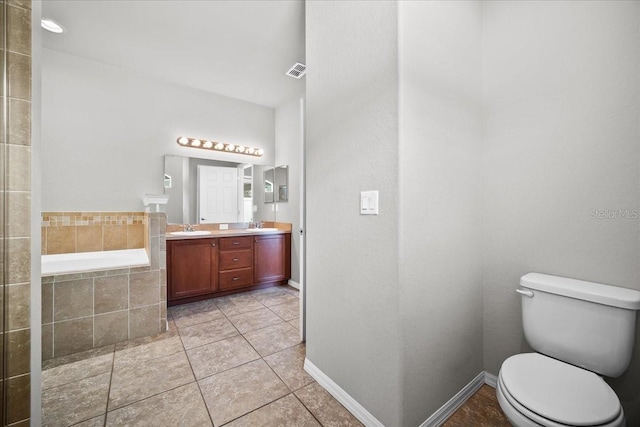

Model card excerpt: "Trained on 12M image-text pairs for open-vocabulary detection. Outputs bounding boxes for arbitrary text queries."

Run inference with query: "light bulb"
[178,137,189,145]
[227,144,236,151]
[236,146,245,153]
[191,139,201,147]
[214,143,224,150]
[41,18,65,34]
[203,140,213,148]
[256,149,264,156]
[246,147,255,155]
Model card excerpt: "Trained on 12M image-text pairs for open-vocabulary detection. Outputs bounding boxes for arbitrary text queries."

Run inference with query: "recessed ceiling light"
[41,18,65,34]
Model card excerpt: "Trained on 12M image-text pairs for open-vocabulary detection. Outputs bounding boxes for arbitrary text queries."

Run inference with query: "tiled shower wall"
[41,212,167,360]
[41,211,146,254]
[2,0,32,424]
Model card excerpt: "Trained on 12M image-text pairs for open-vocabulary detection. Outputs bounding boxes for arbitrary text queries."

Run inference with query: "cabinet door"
[168,239,218,299]
[254,234,291,284]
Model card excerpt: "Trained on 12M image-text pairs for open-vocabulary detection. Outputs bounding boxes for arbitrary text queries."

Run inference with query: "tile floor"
[443,384,510,426]
[41,285,364,427]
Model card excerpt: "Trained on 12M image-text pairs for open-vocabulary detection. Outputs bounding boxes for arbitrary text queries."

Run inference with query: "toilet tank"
[520,273,640,377]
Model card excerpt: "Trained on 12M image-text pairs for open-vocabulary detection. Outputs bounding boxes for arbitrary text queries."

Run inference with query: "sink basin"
[245,228,279,232]
[170,231,212,236]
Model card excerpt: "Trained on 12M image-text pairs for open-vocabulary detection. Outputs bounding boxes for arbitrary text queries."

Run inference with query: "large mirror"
[164,155,278,225]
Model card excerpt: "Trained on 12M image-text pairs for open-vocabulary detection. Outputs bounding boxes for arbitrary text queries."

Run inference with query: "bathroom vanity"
[166,229,291,305]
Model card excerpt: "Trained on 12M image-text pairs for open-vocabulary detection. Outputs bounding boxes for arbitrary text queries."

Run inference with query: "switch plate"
[360,191,379,215]
[219,224,229,230]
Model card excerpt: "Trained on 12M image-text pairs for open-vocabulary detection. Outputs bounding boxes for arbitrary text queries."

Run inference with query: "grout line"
[103,345,117,426]
[292,392,325,426]
[217,392,297,426]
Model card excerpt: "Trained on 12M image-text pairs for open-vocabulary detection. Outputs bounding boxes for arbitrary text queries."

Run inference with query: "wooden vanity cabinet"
[167,232,291,305]
[254,233,291,284]
[218,236,254,291]
[167,238,218,299]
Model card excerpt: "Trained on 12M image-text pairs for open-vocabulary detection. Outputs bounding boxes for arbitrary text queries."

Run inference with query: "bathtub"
[41,248,149,276]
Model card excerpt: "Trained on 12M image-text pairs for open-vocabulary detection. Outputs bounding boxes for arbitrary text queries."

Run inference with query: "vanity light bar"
[176,136,264,157]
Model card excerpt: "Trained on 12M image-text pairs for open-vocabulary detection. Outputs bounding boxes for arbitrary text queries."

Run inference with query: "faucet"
[248,221,263,229]
[183,224,197,232]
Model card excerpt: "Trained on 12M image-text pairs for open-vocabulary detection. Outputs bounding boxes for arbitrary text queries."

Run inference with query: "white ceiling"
[41,0,306,108]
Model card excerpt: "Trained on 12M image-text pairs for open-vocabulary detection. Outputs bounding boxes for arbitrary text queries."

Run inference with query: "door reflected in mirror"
[164,154,276,224]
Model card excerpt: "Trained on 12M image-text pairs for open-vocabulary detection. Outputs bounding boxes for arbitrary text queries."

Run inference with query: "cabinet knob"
[211,243,216,247]
[233,258,239,262]
[232,277,240,281]
[233,242,240,245]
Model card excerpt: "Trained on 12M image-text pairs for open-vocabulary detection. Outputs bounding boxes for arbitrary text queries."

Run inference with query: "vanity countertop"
[165,228,291,240]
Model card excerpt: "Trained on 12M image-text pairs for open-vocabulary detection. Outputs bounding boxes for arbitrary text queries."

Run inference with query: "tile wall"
[41,212,146,254]
[41,212,167,360]
[2,0,33,424]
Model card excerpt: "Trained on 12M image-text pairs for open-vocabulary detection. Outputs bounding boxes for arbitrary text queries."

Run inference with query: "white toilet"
[497,273,640,427]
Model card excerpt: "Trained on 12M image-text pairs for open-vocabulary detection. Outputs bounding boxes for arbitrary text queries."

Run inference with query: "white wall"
[42,49,275,211]
[482,1,640,423]
[398,1,483,425]
[305,1,402,425]
[275,98,303,283]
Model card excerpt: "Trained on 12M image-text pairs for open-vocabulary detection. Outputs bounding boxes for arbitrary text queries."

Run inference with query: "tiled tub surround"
[2,0,33,424]
[41,211,146,254]
[41,212,168,360]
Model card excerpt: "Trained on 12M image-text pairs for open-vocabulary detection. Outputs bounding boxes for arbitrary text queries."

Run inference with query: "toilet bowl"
[496,353,624,427]
[496,273,640,427]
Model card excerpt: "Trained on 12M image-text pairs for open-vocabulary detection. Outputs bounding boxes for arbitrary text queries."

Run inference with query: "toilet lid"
[501,353,621,426]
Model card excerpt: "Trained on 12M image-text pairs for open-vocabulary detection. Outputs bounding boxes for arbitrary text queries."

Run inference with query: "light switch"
[360,191,379,215]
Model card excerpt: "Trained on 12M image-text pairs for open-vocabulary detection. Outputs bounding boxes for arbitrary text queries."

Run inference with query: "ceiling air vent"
[285,62,306,79]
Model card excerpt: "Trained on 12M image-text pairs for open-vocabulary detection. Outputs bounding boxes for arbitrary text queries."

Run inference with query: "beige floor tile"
[198,359,289,426]
[288,318,301,331]
[42,344,114,370]
[225,394,320,427]
[106,383,212,427]
[179,317,239,349]
[244,322,301,357]
[43,353,113,390]
[252,290,298,307]
[246,286,284,295]
[113,336,183,370]
[187,335,260,380]
[170,302,225,328]
[109,351,194,410]
[227,307,283,333]
[281,286,300,296]
[214,294,266,316]
[72,415,105,426]
[269,300,300,321]
[295,382,364,427]
[264,344,314,391]
[42,372,111,427]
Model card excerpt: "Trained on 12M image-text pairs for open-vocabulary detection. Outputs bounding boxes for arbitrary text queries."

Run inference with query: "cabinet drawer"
[219,249,252,270]
[220,236,252,251]
[219,267,254,290]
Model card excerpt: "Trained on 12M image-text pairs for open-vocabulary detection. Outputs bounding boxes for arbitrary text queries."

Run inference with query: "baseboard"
[484,372,498,388]
[303,358,385,427]
[419,371,486,427]
[287,279,300,290]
